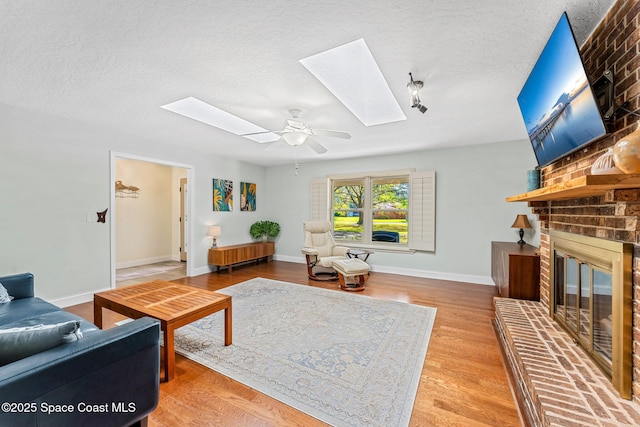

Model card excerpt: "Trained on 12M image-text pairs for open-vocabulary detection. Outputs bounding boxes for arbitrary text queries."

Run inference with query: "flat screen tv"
[517,12,607,167]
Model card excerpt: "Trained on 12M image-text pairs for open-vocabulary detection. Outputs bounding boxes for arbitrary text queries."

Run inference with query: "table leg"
[163,324,175,382]
[93,303,103,329]
[224,304,232,346]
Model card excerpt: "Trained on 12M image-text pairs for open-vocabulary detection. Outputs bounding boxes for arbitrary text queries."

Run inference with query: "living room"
[2,0,638,426]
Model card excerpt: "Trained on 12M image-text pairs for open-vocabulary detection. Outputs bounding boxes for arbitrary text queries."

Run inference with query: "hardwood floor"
[66,261,521,426]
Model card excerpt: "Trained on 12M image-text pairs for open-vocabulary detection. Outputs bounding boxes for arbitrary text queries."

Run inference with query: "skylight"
[299,39,406,127]
[160,97,280,143]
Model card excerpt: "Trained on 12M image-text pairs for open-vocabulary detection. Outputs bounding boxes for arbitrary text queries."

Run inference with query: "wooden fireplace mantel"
[506,173,640,202]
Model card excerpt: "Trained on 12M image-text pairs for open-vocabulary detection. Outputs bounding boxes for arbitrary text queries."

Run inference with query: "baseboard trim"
[51,287,112,308]
[192,265,214,276]
[273,255,494,286]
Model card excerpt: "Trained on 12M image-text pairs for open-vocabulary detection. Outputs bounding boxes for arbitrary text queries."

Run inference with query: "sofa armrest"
[0,273,34,300]
[301,247,319,256]
[0,317,160,426]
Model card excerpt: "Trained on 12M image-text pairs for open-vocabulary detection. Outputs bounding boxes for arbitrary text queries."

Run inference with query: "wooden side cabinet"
[208,241,275,273]
[491,241,540,300]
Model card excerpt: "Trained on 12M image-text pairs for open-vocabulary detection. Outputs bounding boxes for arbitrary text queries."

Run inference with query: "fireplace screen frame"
[549,230,633,399]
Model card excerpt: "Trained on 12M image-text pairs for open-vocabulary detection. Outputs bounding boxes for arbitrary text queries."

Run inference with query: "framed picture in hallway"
[240,182,256,211]
[213,178,233,211]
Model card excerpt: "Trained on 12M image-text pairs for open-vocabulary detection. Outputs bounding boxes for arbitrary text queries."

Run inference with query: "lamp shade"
[511,214,532,229]
[208,225,221,238]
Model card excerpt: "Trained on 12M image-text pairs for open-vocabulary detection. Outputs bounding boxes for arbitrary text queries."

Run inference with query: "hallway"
[115,261,186,287]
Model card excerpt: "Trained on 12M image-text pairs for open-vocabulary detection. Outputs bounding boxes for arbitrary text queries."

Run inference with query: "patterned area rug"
[174,278,436,426]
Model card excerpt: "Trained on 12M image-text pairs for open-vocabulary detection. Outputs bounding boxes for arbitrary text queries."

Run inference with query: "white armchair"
[301,220,349,281]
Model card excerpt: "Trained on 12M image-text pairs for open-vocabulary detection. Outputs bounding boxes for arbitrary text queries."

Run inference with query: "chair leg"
[305,255,315,278]
[338,272,346,289]
[306,255,338,281]
[339,274,365,292]
[309,271,339,281]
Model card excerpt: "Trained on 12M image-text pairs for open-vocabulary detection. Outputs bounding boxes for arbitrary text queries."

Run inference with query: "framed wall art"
[240,182,256,211]
[213,178,233,211]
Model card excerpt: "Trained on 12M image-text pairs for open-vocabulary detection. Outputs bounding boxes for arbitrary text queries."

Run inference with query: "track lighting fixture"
[407,73,427,114]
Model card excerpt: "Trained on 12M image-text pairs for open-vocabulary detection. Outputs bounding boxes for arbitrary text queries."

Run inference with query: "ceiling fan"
[244,109,351,154]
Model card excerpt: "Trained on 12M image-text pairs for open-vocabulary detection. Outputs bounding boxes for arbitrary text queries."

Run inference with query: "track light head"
[414,103,428,114]
[407,73,427,114]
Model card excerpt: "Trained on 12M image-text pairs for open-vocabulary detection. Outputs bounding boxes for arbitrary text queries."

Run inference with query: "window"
[372,177,408,244]
[332,178,365,242]
[310,170,435,251]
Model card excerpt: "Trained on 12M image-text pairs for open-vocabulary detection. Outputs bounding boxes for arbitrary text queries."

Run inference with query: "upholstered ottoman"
[332,258,370,292]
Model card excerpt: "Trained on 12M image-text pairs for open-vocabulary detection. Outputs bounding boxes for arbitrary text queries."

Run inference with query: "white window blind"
[408,171,436,251]
[310,178,329,221]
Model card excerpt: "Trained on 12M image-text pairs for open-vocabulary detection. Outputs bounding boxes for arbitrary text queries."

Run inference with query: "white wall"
[0,103,266,304]
[115,158,174,268]
[265,141,539,284]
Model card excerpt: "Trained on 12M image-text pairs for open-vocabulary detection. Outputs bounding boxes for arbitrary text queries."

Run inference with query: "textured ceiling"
[0,0,616,166]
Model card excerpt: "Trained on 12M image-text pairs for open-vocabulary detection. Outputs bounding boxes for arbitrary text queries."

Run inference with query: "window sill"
[340,243,416,254]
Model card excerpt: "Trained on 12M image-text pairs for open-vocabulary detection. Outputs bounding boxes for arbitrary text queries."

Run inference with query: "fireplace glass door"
[593,269,613,363]
[550,230,632,399]
[553,250,613,374]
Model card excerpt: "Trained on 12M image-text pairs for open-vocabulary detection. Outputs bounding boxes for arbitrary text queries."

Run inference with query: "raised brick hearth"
[494,298,640,426]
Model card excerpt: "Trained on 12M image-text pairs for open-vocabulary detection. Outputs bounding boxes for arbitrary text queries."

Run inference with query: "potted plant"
[250,220,280,241]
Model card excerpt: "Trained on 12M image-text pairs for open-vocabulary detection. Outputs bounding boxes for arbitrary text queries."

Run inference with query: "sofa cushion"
[0,297,62,325]
[0,284,13,303]
[5,310,99,334]
[0,320,82,366]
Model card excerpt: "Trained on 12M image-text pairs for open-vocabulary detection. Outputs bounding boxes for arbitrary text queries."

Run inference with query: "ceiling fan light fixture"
[282,131,308,147]
[407,73,428,114]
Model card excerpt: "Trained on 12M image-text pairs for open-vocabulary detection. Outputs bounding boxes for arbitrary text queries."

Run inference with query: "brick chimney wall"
[527,0,640,399]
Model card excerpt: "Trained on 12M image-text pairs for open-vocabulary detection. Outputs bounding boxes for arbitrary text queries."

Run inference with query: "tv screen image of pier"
[517,13,606,167]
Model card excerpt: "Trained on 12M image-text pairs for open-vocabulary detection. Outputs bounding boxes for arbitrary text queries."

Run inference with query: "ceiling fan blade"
[305,138,328,154]
[241,130,284,137]
[312,129,351,139]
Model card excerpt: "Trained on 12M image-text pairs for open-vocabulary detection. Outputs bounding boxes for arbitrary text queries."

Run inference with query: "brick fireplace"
[528,0,640,401]
[494,1,640,424]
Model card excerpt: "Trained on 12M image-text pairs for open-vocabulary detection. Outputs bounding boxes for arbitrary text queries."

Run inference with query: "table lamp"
[511,214,532,245]
[208,225,221,248]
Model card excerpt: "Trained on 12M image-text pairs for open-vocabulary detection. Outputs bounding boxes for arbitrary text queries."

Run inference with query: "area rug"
[173,278,437,427]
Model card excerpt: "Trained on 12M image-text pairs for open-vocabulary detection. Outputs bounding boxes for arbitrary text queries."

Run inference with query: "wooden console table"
[208,241,275,272]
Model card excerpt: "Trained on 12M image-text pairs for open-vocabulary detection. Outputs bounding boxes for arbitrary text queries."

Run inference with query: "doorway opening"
[110,152,194,288]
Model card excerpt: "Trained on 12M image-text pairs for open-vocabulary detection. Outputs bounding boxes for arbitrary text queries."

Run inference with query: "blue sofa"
[0,273,160,427]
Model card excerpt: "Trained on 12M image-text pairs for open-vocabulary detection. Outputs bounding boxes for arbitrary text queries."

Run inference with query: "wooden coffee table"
[94,280,232,382]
